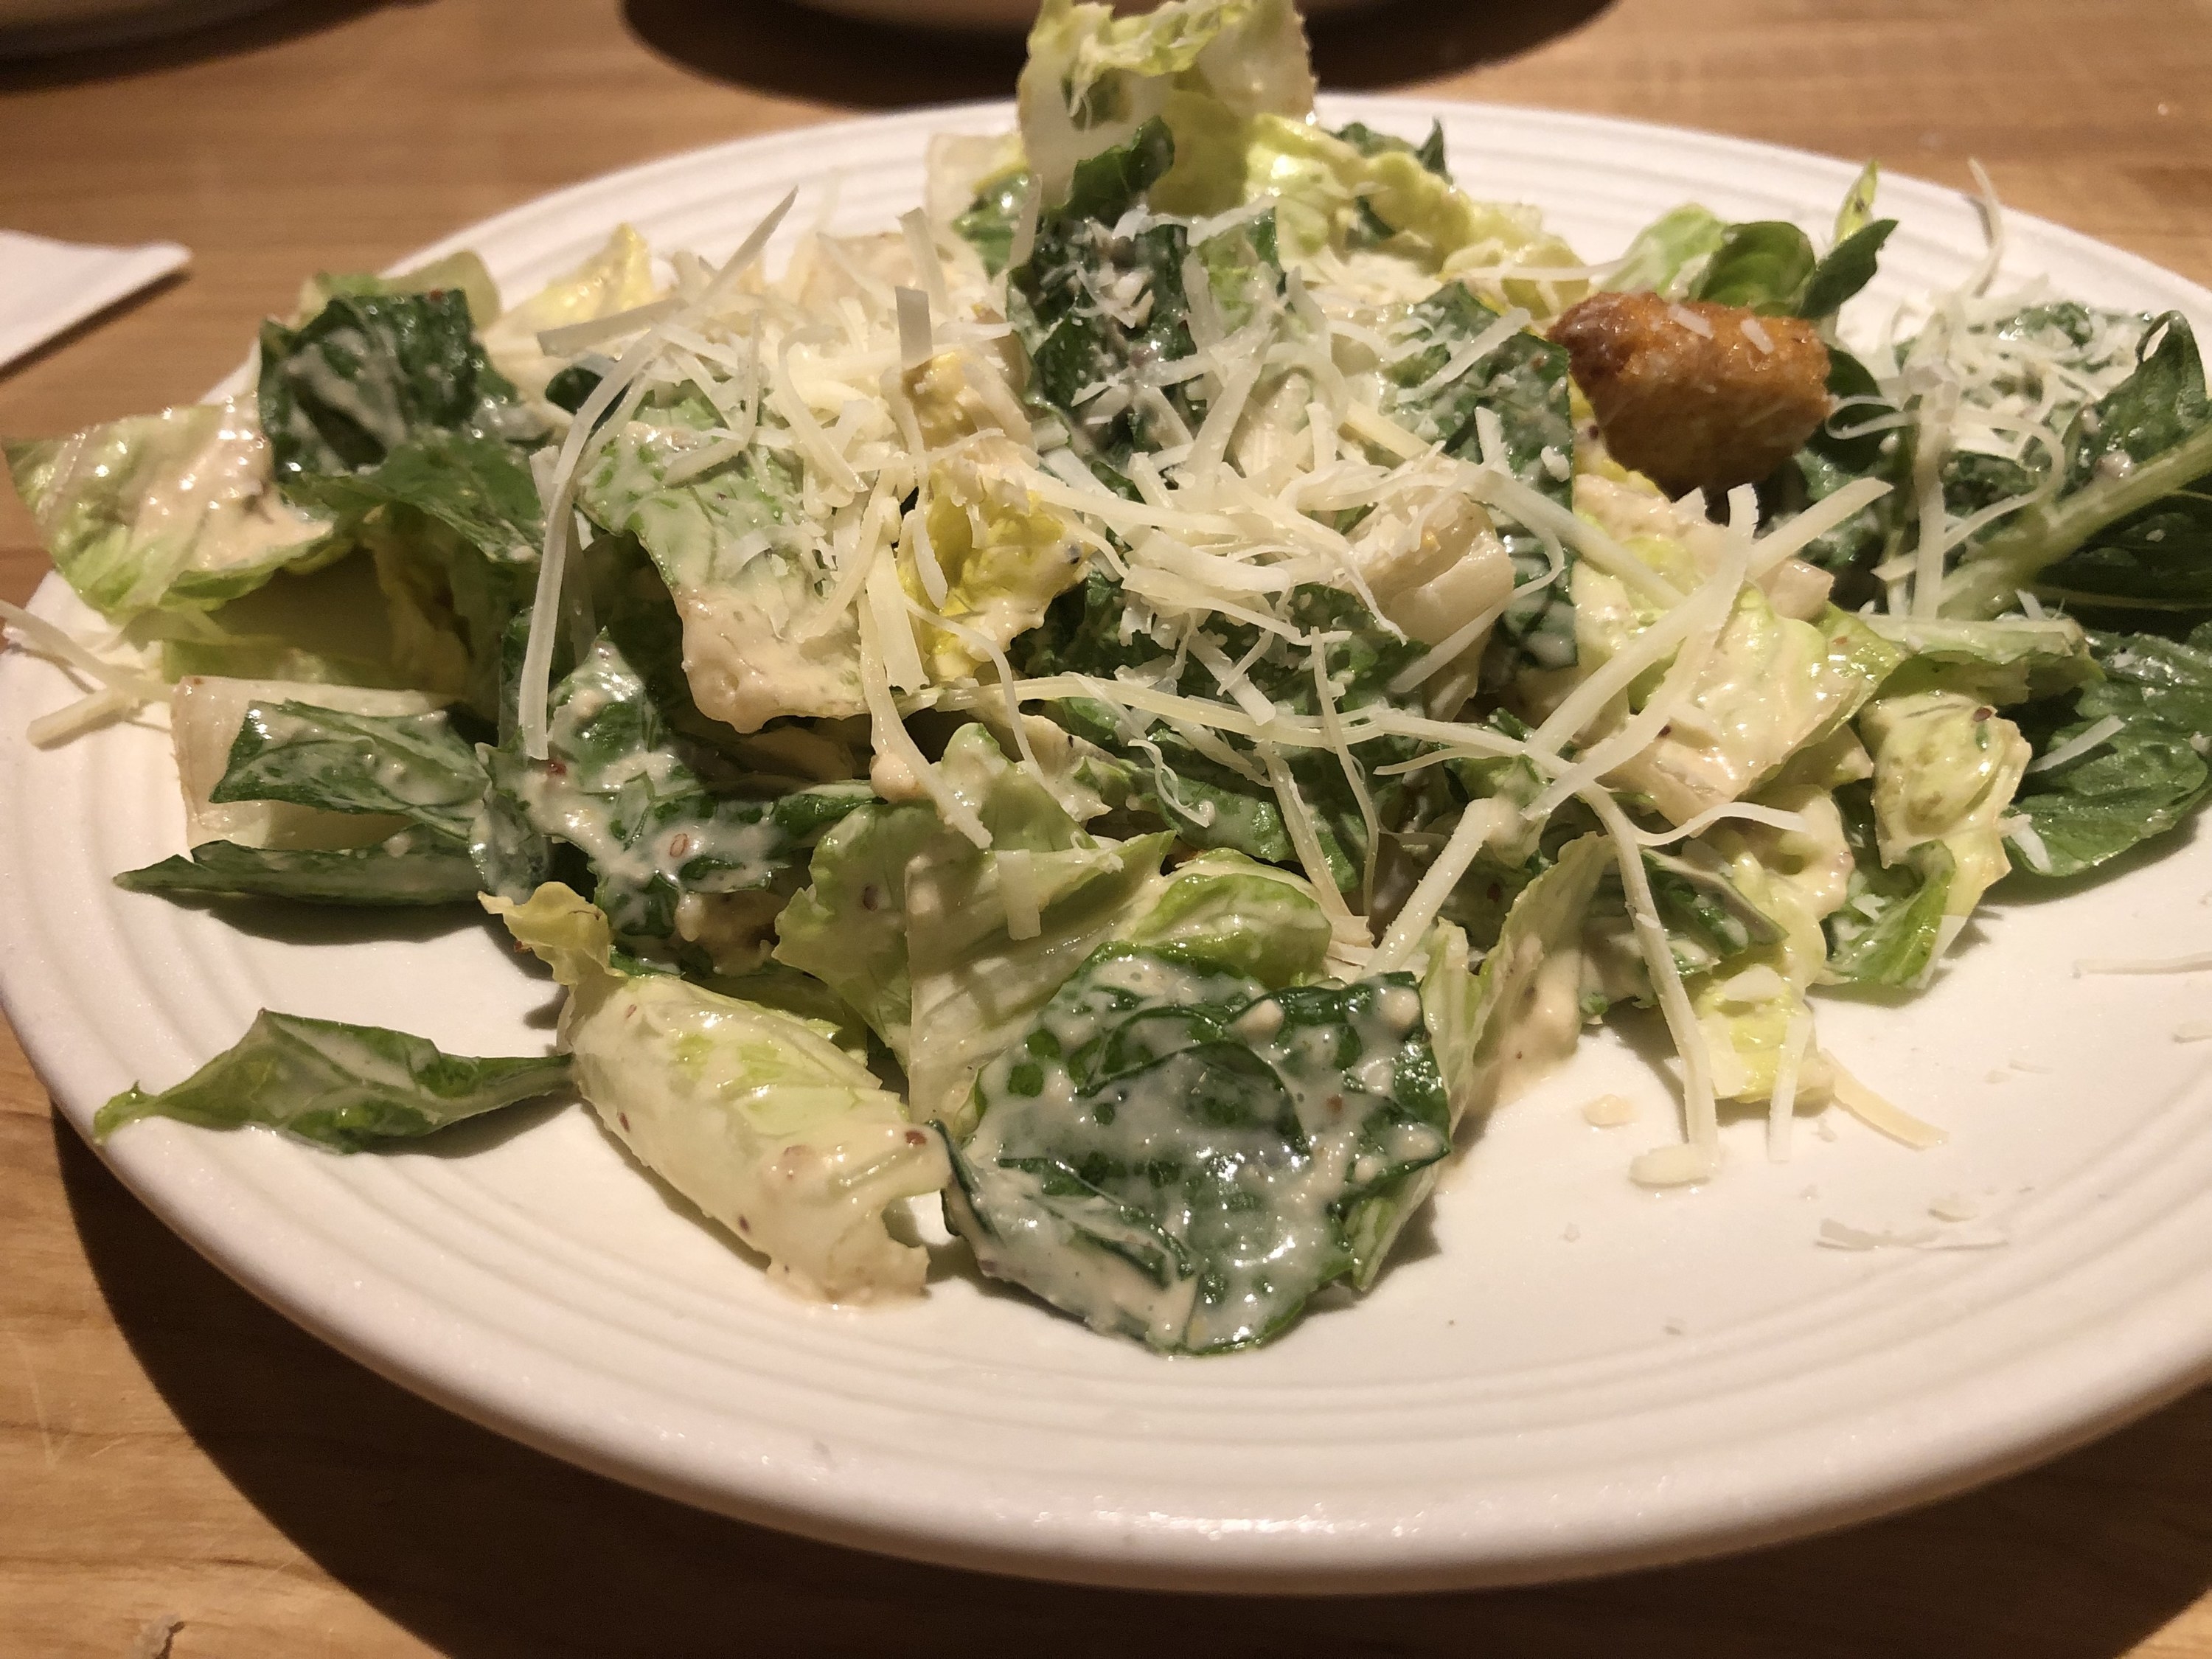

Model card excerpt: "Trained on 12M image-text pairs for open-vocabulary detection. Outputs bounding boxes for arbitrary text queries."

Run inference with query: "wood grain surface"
[5,1,2212,1653]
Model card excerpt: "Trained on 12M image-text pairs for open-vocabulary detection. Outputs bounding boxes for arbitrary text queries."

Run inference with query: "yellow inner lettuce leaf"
[1862,689,2032,919]
[1688,788,1854,1104]
[897,351,1089,681]
[481,225,661,408]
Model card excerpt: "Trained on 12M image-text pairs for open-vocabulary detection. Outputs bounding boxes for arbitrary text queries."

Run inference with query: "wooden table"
[5,1,2212,1652]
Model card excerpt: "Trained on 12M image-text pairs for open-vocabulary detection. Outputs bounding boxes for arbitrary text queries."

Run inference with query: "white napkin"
[0,230,189,372]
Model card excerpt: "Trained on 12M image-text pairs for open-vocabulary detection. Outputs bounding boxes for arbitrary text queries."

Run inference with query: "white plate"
[7,97,2212,1594]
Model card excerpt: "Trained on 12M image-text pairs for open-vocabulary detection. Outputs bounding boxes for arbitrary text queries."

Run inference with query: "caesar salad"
[8,0,2212,1354]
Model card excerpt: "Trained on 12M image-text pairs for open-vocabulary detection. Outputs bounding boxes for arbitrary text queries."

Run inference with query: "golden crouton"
[1549,292,1832,498]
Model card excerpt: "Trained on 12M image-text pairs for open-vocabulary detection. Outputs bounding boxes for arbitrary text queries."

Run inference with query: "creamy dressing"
[512,630,870,968]
[950,947,1448,1352]
[24,398,330,617]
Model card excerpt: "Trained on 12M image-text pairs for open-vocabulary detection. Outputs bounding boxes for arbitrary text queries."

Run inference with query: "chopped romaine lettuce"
[2006,624,2212,877]
[481,226,659,408]
[294,249,502,333]
[580,422,860,733]
[115,835,486,905]
[1821,689,2031,984]
[1943,312,2212,616]
[5,399,336,619]
[491,883,948,1302]
[1015,0,1315,212]
[1381,281,1576,667]
[943,942,1448,1352]
[95,1009,568,1151]
[260,289,532,487]
[497,600,870,970]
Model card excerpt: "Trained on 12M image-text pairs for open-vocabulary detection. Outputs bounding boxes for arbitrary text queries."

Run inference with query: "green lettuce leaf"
[1798,218,1896,321]
[1382,281,1576,669]
[1115,849,1332,983]
[2007,624,2212,877]
[5,399,336,619]
[258,289,529,487]
[1606,204,1727,299]
[140,678,547,905]
[1824,781,1955,985]
[1689,220,1818,315]
[1815,689,2030,982]
[1007,119,1282,488]
[214,698,490,843]
[481,226,659,408]
[1864,613,2096,705]
[94,1010,568,1151]
[294,249,502,333]
[578,420,858,734]
[902,733,1176,1133]
[282,428,543,565]
[953,167,1033,277]
[1470,832,1611,1110]
[772,801,945,1062]
[777,724,1179,1133]
[115,833,485,905]
[943,942,1448,1352]
[1015,572,1462,891]
[1610,169,1888,319]
[1942,311,2212,616]
[495,601,870,972]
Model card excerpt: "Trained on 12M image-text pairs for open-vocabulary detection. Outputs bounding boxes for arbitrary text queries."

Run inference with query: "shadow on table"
[621,0,1615,110]
[58,1112,2212,1659]
[0,0,402,91]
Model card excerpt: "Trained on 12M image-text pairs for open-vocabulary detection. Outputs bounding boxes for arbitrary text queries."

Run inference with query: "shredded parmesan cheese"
[1829,1061,1947,1149]
[1767,1008,1813,1164]
[998,847,1042,940]
[2026,714,2124,773]
[2076,950,2212,975]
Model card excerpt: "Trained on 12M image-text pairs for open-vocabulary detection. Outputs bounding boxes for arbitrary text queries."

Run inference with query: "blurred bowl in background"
[793,0,1376,29]
[0,0,280,58]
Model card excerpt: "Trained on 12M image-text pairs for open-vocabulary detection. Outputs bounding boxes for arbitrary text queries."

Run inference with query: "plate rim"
[7,91,2212,1593]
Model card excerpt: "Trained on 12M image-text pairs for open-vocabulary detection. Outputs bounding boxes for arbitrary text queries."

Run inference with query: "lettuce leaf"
[1382,281,1576,668]
[1615,167,1891,321]
[1816,689,2029,983]
[1943,311,2212,616]
[94,1009,568,1151]
[1470,832,1611,1110]
[115,834,486,905]
[943,942,1447,1352]
[1015,0,1315,211]
[5,399,336,619]
[1824,782,1955,984]
[1015,572,1456,890]
[495,599,871,972]
[294,249,502,333]
[1865,613,2096,705]
[776,725,1180,1132]
[481,226,659,408]
[1115,849,1332,982]
[1606,204,1727,299]
[123,675,548,905]
[579,422,860,733]
[2007,624,2212,877]
[259,289,530,486]
[491,883,947,1303]
[1006,119,1282,488]
[283,428,543,565]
